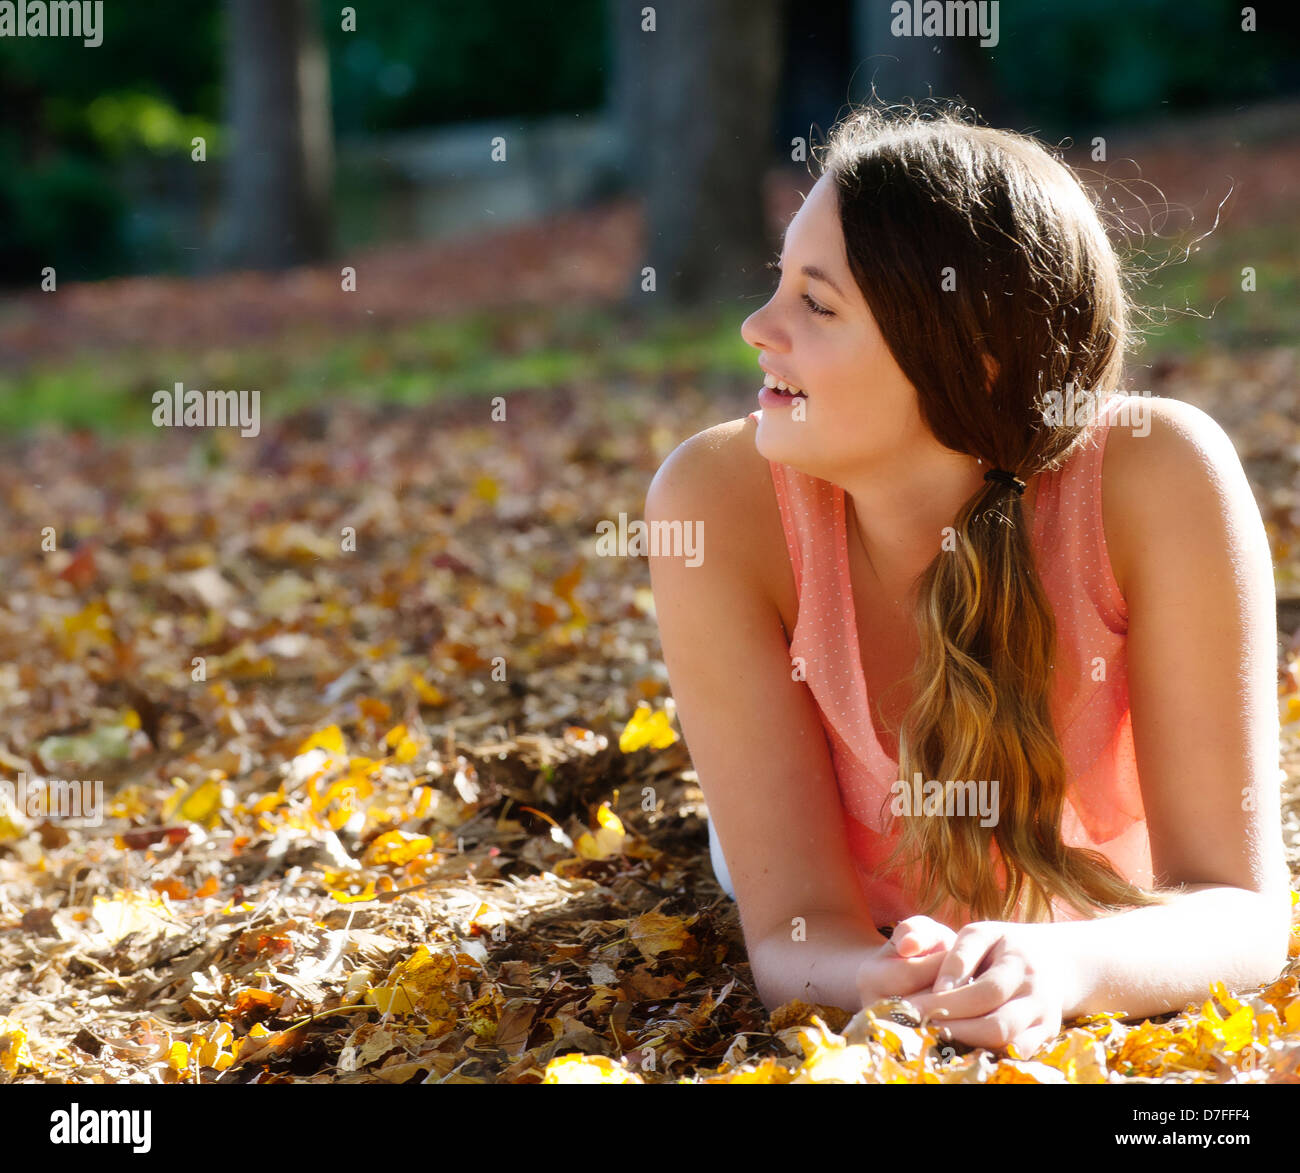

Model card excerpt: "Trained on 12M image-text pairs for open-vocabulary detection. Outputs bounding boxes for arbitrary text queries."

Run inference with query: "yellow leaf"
[553,562,587,626]
[542,1054,643,1084]
[412,676,448,706]
[252,788,285,814]
[364,946,458,1033]
[331,881,377,903]
[704,1057,793,1084]
[108,784,151,820]
[383,725,420,763]
[788,1018,889,1083]
[365,831,434,867]
[297,725,347,759]
[988,1059,1068,1084]
[795,1040,878,1083]
[56,599,114,658]
[596,802,624,833]
[627,910,695,960]
[468,902,508,934]
[160,776,189,822]
[92,892,188,943]
[190,1023,234,1070]
[1202,1005,1255,1054]
[576,801,626,860]
[364,986,407,1015]
[0,1017,33,1075]
[618,702,678,753]
[192,1037,219,1067]
[178,777,226,829]
[553,563,583,604]
[1209,981,1244,1015]
[465,988,504,1042]
[168,1041,190,1072]
[0,798,29,842]
[1035,1027,1109,1083]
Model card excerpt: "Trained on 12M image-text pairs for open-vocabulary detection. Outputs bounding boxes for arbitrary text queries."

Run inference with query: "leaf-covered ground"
[1,342,1299,1084]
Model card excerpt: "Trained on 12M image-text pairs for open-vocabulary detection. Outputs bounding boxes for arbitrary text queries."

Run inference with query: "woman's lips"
[758,383,807,408]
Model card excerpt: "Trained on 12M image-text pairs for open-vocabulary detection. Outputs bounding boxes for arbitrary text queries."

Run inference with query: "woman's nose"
[741,303,782,354]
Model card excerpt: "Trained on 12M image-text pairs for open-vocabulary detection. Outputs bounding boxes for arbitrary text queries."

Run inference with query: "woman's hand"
[904,920,1075,1058]
[856,915,958,1008]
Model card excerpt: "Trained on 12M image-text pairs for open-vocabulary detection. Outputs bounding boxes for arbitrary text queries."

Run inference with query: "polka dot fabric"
[748,394,1152,927]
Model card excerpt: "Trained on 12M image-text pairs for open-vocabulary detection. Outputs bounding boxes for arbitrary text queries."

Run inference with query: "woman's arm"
[1048,395,1293,1014]
[1048,884,1291,1021]
[646,419,921,1012]
[908,397,1293,1046]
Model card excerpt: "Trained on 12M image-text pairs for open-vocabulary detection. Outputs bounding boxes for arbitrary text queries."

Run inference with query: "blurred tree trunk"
[610,0,783,313]
[851,0,1006,120]
[223,0,333,269]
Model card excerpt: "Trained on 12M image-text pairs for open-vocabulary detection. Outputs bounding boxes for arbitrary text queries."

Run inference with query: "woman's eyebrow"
[775,255,848,301]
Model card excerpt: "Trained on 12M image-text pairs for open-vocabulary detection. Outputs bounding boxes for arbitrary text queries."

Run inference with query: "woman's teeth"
[763,372,807,396]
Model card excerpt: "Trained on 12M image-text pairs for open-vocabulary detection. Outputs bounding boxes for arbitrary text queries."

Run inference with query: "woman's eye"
[764,261,833,318]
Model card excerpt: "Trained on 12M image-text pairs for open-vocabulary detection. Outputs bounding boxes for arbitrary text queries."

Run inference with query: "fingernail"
[934,977,954,993]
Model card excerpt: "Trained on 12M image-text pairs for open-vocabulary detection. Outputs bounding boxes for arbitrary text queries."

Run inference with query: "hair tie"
[983,468,1026,496]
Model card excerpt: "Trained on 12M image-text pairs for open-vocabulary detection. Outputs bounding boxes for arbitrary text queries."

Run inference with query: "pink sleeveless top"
[749,394,1153,929]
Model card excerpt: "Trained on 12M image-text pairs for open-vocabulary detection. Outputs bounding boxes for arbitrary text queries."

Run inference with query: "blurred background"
[2,0,1298,415]
[1,0,1298,748]
[1,0,1300,1085]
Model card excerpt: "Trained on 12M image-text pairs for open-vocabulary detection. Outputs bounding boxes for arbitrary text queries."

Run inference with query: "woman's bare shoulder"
[648,415,769,524]
[1100,394,1250,607]
[646,415,793,620]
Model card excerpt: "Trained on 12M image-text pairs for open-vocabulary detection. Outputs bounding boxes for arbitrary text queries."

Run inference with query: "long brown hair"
[814,101,1174,923]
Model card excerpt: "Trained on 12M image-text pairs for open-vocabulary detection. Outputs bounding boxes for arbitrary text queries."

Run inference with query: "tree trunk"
[223,0,333,270]
[611,0,783,313]
[851,0,1004,120]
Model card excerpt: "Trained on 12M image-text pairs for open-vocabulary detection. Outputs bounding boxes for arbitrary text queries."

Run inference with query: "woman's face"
[741,173,933,483]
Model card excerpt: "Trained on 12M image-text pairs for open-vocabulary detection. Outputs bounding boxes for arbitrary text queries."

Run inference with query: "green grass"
[1123,216,1300,355]
[2,298,771,436]
[0,302,756,436]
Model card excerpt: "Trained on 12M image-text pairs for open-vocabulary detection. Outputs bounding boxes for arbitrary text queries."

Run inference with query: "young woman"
[645,103,1292,1059]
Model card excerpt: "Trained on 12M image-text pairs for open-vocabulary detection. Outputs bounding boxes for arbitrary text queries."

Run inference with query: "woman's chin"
[755,413,814,465]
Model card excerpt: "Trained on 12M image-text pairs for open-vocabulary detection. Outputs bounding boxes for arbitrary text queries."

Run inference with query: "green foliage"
[0,1,224,116]
[83,91,220,158]
[0,140,125,280]
[0,0,224,280]
[989,0,1295,132]
[0,0,1293,281]
[321,0,608,133]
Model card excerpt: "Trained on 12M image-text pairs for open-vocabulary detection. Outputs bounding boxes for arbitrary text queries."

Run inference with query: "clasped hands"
[855,915,1076,1059]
